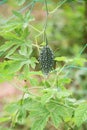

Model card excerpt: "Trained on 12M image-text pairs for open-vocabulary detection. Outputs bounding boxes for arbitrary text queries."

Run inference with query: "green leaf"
[0,51,4,57]
[30,57,38,69]
[55,56,67,62]
[6,54,25,61]
[40,42,46,46]
[5,103,19,114]
[0,60,24,78]
[51,112,62,128]
[74,57,86,66]
[0,31,21,41]
[24,98,49,117]
[31,113,49,130]
[12,10,23,20]
[27,45,33,56]
[0,41,15,52]
[23,98,41,111]
[58,77,72,86]
[29,77,38,86]
[47,100,73,128]
[24,98,49,130]
[41,93,52,104]
[57,91,72,99]
[74,103,87,126]
[0,117,11,123]
[19,45,27,56]
[6,45,19,57]
[30,106,49,119]
[23,27,30,39]
[16,0,26,6]
[4,61,24,74]
[16,108,26,124]
[41,89,54,104]
[0,21,21,33]
[44,81,51,88]
[47,102,62,128]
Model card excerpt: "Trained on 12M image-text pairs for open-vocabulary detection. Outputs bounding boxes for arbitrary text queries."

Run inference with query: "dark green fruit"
[39,45,54,75]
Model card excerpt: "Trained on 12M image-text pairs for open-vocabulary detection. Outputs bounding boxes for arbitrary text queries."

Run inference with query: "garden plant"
[0,0,87,130]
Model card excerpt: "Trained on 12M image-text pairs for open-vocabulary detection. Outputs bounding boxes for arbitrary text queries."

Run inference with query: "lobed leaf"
[74,103,87,126]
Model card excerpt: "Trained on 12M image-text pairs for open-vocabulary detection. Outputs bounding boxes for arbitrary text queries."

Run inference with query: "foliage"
[0,0,87,130]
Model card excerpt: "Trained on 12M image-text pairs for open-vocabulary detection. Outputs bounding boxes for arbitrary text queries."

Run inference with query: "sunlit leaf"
[0,117,11,123]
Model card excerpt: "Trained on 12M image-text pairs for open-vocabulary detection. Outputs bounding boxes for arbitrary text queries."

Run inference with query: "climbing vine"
[0,0,87,130]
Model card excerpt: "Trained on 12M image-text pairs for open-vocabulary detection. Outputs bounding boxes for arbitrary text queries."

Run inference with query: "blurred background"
[0,0,87,130]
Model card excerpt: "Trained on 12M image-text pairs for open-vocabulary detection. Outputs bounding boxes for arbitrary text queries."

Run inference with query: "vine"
[0,0,87,130]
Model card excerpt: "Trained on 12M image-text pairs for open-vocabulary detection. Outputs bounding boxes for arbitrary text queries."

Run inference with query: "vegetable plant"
[0,0,87,130]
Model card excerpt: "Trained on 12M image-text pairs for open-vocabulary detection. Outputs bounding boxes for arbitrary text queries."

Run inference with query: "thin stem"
[79,43,87,56]
[34,0,49,49]
[44,0,49,30]
[29,24,41,33]
[49,0,67,14]
[44,0,49,45]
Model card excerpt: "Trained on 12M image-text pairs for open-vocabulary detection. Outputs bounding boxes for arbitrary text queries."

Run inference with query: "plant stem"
[44,0,49,30]
[49,0,67,14]
[44,0,49,45]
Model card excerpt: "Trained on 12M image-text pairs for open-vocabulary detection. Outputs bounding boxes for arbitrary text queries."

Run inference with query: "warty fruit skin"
[39,45,54,75]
